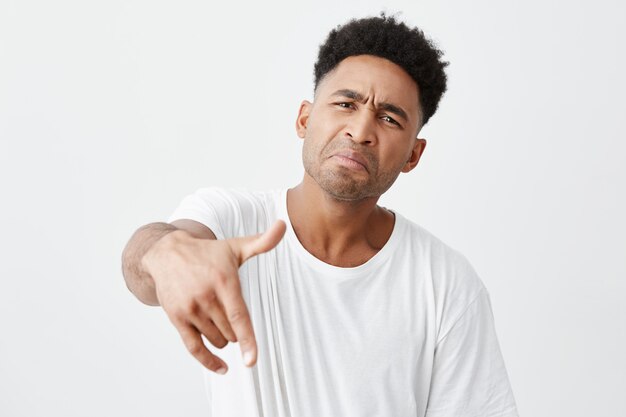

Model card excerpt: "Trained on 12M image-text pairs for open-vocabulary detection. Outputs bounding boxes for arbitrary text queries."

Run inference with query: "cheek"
[310,109,342,136]
[303,121,334,154]
[380,141,414,167]
[301,131,321,168]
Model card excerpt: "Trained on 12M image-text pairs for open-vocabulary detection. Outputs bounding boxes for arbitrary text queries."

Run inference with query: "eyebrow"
[330,89,410,123]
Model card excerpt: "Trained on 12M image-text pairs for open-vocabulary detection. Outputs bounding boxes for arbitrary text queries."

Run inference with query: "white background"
[1,0,625,416]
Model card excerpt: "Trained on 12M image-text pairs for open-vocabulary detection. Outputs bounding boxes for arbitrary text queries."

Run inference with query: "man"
[122,14,519,417]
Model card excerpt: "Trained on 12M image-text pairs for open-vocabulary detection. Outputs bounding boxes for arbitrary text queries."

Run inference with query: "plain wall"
[1,0,625,416]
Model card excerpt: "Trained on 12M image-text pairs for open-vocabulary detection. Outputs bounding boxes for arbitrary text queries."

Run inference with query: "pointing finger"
[217,278,257,367]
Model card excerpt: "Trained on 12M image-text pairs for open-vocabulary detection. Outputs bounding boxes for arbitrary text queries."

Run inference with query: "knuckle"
[227,309,248,324]
[169,306,188,322]
[183,300,200,316]
[238,337,253,347]
[203,290,218,304]
[211,270,229,286]
[186,340,205,356]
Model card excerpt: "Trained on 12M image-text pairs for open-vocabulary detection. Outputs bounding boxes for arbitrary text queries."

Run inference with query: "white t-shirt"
[168,187,519,417]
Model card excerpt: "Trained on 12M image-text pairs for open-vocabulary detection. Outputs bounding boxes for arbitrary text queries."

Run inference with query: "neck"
[286,174,395,267]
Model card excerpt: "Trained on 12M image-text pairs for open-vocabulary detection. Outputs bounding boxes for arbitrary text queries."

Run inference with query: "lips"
[331,150,369,172]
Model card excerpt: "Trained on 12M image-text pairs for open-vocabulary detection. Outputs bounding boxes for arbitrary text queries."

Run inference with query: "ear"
[295,100,312,139]
[401,138,427,173]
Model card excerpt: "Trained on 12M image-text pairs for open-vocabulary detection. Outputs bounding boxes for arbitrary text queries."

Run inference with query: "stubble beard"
[302,138,403,202]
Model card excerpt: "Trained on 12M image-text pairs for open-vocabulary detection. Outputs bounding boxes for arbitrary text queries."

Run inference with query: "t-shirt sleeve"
[425,288,519,417]
[167,187,267,240]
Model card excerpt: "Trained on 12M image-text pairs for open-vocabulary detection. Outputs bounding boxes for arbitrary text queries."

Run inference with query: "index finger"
[217,278,257,367]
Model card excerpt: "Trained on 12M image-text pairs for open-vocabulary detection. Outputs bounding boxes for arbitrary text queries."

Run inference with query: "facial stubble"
[302,136,407,202]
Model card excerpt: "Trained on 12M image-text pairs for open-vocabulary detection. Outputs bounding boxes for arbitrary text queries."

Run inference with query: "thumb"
[230,220,287,264]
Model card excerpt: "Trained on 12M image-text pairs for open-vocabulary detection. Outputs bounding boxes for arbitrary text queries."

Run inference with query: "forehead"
[316,55,420,114]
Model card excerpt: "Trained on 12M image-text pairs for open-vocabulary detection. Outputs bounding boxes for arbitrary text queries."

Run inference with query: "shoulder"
[169,187,285,239]
[185,187,282,207]
[174,187,283,215]
[395,213,487,335]
[399,214,482,287]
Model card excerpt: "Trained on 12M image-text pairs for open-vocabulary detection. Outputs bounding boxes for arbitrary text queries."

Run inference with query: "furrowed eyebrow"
[379,103,408,123]
[331,89,365,101]
[330,89,409,122]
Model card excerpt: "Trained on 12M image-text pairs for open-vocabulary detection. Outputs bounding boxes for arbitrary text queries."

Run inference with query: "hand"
[142,220,286,374]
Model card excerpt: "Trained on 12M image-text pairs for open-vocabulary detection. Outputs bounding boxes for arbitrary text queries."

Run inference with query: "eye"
[335,102,354,109]
[381,115,400,126]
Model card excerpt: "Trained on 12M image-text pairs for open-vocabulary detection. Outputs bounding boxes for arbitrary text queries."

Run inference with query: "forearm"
[121,222,178,306]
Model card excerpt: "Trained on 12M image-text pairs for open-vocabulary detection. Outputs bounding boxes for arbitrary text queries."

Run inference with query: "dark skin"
[290,54,427,267]
[121,54,428,375]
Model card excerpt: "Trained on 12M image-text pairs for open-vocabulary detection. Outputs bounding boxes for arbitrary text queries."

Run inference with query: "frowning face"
[296,55,427,201]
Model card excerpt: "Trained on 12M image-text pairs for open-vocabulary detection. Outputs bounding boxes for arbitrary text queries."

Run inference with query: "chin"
[319,178,377,201]
[305,165,385,201]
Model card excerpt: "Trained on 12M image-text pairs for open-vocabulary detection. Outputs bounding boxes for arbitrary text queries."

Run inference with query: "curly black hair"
[313,13,448,126]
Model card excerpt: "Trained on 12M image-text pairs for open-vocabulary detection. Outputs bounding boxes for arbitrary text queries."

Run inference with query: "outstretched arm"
[121,219,286,374]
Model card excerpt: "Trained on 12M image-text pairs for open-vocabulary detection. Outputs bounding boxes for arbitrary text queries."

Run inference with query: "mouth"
[331,150,369,172]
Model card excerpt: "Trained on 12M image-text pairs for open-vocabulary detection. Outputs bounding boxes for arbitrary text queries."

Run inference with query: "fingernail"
[243,351,254,366]
[216,367,227,375]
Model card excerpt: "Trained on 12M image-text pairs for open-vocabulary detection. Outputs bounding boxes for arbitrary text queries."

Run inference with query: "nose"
[344,109,377,146]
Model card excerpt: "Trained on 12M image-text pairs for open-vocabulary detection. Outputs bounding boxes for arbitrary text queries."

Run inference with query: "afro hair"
[314,13,449,126]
